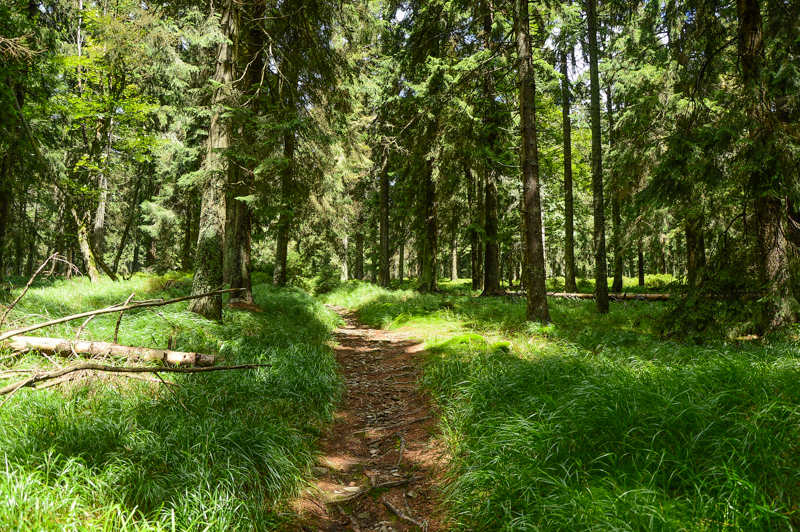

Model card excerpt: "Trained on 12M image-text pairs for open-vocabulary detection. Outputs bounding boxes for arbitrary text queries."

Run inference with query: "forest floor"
[291,306,443,532]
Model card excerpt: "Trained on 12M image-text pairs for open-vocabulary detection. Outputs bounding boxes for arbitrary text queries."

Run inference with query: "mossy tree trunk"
[188,0,239,321]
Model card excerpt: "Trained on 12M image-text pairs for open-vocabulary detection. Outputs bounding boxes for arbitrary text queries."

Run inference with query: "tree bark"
[587,0,609,313]
[188,0,238,320]
[516,0,550,323]
[560,50,577,293]
[398,239,404,281]
[379,153,391,287]
[341,234,349,281]
[685,211,706,288]
[4,336,215,367]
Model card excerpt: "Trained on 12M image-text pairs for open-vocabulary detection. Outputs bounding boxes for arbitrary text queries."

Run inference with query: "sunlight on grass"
[323,279,800,531]
[0,275,343,531]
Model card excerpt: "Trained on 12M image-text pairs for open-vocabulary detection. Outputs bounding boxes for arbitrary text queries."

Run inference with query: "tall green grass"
[324,280,800,531]
[0,274,343,531]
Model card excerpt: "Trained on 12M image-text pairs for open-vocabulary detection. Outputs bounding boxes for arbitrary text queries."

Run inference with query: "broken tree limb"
[2,336,215,367]
[0,287,245,342]
[0,362,268,396]
[0,253,59,329]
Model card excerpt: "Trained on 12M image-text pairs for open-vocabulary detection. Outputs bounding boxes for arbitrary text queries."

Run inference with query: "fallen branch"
[0,287,245,342]
[0,362,267,396]
[0,253,58,329]
[382,496,427,530]
[3,336,215,367]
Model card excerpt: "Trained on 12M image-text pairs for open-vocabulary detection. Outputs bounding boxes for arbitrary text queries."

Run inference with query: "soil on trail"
[289,306,445,532]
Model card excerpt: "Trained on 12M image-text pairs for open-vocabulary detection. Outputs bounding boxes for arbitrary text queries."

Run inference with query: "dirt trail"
[290,306,444,532]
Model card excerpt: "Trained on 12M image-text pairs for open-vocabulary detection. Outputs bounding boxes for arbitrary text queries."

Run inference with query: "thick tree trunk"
[587,0,609,313]
[418,157,440,292]
[481,2,501,296]
[379,154,390,287]
[561,50,578,293]
[4,336,215,367]
[229,198,253,302]
[516,0,550,323]
[188,0,238,320]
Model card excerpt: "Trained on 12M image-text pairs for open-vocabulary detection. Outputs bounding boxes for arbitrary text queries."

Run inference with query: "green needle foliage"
[325,280,800,531]
[0,275,342,531]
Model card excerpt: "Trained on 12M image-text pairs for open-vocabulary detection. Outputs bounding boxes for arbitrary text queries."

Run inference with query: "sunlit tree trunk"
[588,0,609,313]
[451,215,458,282]
[0,155,9,283]
[188,0,238,320]
[273,129,294,287]
[516,0,550,322]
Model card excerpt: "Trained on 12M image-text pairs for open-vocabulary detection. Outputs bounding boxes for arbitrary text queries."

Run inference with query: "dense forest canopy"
[1,0,799,334]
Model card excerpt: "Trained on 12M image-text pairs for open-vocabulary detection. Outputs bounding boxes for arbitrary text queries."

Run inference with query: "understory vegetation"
[323,279,800,531]
[0,275,342,531]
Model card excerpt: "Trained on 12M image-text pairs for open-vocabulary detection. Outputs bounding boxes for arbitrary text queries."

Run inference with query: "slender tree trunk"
[418,156,440,292]
[587,0,609,312]
[273,130,294,287]
[341,234,349,281]
[398,239,404,281]
[188,0,238,320]
[379,153,390,287]
[0,155,9,283]
[24,202,39,276]
[561,51,577,293]
[113,174,142,274]
[355,229,364,280]
[229,198,253,302]
[93,157,108,257]
[607,88,623,293]
[517,0,550,322]
[451,216,458,282]
[638,236,645,286]
[466,162,480,289]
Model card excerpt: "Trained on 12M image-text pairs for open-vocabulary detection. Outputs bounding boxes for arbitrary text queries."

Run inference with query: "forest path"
[290,306,444,532]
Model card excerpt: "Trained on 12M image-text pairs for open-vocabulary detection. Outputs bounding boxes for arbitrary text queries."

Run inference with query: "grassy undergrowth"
[322,279,800,531]
[0,273,343,531]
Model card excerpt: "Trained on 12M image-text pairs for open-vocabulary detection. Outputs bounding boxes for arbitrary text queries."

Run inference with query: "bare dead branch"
[113,293,136,344]
[0,253,59,329]
[382,496,427,530]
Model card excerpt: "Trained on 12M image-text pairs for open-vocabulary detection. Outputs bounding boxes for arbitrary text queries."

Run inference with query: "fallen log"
[546,292,671,301]
[0,362,268,396]
[3,336,214,367]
